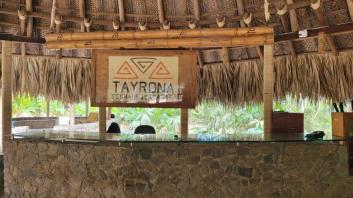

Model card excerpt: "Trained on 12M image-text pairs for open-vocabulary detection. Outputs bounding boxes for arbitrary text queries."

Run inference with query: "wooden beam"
[0,33,45,43]
[275,22,353,42]
[46,34,275,49]
[181,108,188,139]
[263,44,274,134]
[311,0,338,55]
[2,41,12,141]
[99,107,106,132]
[107,107,112,120]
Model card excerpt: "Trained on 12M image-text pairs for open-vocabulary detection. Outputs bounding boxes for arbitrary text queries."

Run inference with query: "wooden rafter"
[347,0,353,21]
[193,0,201,21]
[118,0,125,30]
[157,0,165,23]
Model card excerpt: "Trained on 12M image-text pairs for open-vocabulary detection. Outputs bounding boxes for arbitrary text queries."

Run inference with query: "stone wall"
[4,140,353,198]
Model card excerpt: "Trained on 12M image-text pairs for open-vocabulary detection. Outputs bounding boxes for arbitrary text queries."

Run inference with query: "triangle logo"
[114,61,138,79]
[149,62,173,79]
[131,57,156,73]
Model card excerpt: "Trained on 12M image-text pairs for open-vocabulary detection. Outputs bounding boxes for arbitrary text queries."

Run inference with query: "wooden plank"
[99,107,106,132]
[181,108,188,139]
[2,41,12,141]
[263,45,274,134]
[91,50,198,108]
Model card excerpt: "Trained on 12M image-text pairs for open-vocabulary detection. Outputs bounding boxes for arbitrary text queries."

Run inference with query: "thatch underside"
[1,56,91,104]
[2,51,353,105]
[199,51,353,105]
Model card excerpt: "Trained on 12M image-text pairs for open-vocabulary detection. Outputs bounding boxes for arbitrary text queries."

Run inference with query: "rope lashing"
[138,21,147,31]
[188,20,197,29]
[54,15,62,25]
[216,16,226,28]
[17,10,27,21]
[162,21,170,30]
[84,18,92,32]
[243,13,252,25]
[277,5,288,16]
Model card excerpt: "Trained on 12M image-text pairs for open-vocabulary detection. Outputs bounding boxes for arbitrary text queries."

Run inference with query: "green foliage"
[11,95,332,135]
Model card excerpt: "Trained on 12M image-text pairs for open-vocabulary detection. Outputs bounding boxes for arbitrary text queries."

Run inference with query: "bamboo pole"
[55,15,62,59]
[99,107,106,133]
[79,0,86,32]
[263,45,274,134]
[46,34,274,49]
[157,0,165,23]
[2,41,12,142]
[45,27,274,41]
[193,0,200,21]
[181,108,188,140]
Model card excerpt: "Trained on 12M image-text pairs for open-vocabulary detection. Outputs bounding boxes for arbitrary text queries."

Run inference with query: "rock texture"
[4,140,353,198]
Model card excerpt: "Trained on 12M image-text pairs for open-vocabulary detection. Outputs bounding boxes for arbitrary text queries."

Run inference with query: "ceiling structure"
[0,0,353,65]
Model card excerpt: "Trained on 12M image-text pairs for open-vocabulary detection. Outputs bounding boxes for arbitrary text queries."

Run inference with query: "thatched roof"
[1,0,353,104]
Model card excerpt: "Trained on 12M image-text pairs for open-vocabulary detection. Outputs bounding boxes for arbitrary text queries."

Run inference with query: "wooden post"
[181,108,188,139]
[2,41,12,142]
[85,100,89,117]
[263,45,274,134]
[107,107,112,120]
[69,104,75,125]
[193,0,200,21]
[222,47,230,65]
[55,15,62,59]
[46,100,50,117]
[99,107,106,133]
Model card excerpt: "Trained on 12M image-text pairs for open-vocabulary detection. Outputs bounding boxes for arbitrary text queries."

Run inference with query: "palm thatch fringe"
[199,51,353,105]
[1,56,91,104]
[2,51,353,105]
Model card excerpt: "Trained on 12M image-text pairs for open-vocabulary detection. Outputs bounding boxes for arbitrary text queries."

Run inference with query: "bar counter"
[4,131,353,197]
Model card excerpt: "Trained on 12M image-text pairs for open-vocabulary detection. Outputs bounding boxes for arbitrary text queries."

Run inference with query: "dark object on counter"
[174,135,179,140]
[111,114,115,119]
[107,122,121,133]
[339,102,345,112]
[305,131,325,141]
[134,125,156,134]
[333,103,340,112]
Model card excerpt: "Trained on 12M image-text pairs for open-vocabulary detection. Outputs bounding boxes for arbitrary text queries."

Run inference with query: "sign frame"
[91,49,197,108]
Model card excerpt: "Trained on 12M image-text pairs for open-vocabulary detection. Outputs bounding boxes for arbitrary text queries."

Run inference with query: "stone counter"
[4,140,353,198]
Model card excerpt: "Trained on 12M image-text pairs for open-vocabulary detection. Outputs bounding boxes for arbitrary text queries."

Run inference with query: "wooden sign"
[91,50,197,108]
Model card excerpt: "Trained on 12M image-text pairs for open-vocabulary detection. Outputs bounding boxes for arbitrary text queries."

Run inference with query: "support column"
[181,108,188,139]
[99,107,106,133]
[263,45,274,134]
[69,104,75,125]
[107,107,112,119]
[2,41,13,144]
[85,100,89,117]
[46,100,50,117]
